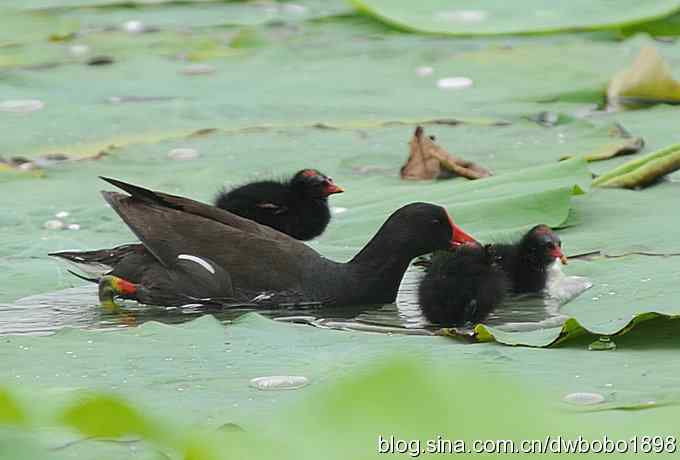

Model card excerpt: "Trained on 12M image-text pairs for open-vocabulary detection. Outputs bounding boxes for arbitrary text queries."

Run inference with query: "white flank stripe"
[178,254,215,275]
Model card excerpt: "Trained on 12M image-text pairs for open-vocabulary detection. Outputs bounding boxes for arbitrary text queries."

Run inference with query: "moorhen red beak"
[448,215,478,248]
[552,246,568,265]
[324,180,344,195]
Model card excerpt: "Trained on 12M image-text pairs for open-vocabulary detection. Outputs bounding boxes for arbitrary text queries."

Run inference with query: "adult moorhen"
[417,225,567,327]
[214,169,343,240]
[51,177,477,309]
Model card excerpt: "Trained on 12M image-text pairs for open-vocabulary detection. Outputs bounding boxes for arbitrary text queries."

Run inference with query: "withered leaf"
[400,126,493,180]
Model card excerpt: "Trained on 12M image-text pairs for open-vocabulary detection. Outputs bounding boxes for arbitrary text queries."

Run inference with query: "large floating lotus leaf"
[4,0,220,9]
[350,0,680,36]
[0,26,648,158]
[0,9,78,46]
[1,313,680,450]
[55,1,352,30]
[4,354,680,459]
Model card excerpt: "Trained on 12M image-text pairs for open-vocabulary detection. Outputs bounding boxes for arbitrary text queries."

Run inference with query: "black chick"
[418,244,508,327]
[495,224,567,294]
[214,169,344,241]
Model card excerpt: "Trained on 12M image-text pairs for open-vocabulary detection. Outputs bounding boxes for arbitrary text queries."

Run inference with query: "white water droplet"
[67,224,81,231]
[55,211,69,219]
[69,44,90,56]
[249,375,309,391]
[168,148,199,161]
[435,10,487,23]
[437,77,473,90]
[563,392,605,405]
[282,3,307,14]
[416,66,434,77]
[44,220,64,230]
[0,99,45,113]
[123,20,145,34]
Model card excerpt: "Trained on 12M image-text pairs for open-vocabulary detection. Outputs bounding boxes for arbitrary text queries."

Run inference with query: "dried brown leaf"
[400,126,492,180]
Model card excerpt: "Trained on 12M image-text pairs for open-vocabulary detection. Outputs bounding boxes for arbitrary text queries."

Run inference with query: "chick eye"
[431,218,443,225]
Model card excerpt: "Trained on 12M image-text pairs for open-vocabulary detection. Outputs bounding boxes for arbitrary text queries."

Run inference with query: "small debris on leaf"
[400,126,492,180]
[87,56,115,66]
[180,64,216,76]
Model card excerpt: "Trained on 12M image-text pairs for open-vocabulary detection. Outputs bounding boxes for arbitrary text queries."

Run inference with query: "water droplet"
[168,148,199,161]
[164,357,173,361]
[591,296,599,301]
[641,278,651,283]
[437,77,473,90]
[282,3,307,14]
[177,387,185,392]
[604,383,613,388]
[55,211,70,219]
[65,351,73,355]
[249,375,309,391]
[574,375,581,379]
[0,99,45,113]
[415,66,433,77]
[608,291,616,296]
[588,336,616,351]
[435,10,487,23]
[181,64,216,76]
[69,44,90,56]
[44,220,64,230]
[563,392,605,405]
[67,223,81,231]
[123,20,145,34]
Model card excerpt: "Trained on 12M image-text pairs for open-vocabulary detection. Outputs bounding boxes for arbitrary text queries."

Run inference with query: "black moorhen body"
[494,224,567,294]
[416,224,567,327]
[214,169,343,240]
[51,177,477,309]
[418,244,508,327]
